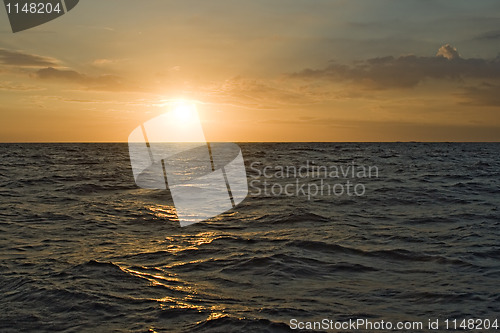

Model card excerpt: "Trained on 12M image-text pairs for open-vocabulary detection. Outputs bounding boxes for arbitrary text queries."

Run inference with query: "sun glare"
[171,101,198,125]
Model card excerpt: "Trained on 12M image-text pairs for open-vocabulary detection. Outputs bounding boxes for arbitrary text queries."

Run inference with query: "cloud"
[0,48,132,92]
[204,76,336,109]
[0,49,58,67]
[257,117,500,141]
[436,44,460,60]
[92,59,114,66]
[35,67,127,91]
[475,30,500,41]
[0,82,43,91]
[36,67,84,81]
[291,45,500,89]
[459,82,500,107]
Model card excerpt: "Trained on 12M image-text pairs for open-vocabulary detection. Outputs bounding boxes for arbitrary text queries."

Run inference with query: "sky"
[1,0,499,142]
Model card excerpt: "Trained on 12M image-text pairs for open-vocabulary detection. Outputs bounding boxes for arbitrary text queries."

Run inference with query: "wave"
[1,143,500,331]
[288,240,479,269]
[254,211,330,224]
[190,316,294,333]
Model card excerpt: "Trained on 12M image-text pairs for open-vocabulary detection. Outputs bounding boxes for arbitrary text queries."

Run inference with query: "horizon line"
[1,141,499,144]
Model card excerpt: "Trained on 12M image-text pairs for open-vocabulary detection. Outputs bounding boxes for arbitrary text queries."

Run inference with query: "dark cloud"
[36,67,83,81]
[291,45,500,89]
[35,67,126,91]
[475,30,500,41]
[459,82,500,107]
[259,117,500,141]
[0,49,57,67]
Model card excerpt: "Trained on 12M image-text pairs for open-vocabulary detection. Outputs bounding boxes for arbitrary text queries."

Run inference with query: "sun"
[145,99,205,143]
[171,101,198,125]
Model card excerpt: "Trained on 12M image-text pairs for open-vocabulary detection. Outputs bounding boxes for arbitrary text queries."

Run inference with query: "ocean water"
[0,143,499,332]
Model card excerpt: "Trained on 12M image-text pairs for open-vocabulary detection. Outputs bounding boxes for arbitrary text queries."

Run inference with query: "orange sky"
[1,0,499,142]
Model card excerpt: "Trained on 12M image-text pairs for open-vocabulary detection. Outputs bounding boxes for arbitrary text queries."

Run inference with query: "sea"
[0,143,499,332]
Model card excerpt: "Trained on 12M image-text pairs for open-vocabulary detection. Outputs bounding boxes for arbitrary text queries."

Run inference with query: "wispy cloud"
[474,29,500,41]
[202,76,342,110]
[35,67,130,91]
[0,81,43,91]
[0,49,58,67]
[459,82,500,107]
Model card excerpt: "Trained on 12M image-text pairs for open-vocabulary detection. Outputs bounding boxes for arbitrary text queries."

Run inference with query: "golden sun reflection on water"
[206,312,227,321]
[146,203,240,225]
[157,296,205,311]
[114,213,244,323]
[121,267,179,284]
[163,231,219,254]
[145,205,178,220]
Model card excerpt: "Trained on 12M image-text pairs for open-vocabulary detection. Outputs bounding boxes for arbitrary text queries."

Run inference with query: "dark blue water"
[0,143,499,332]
